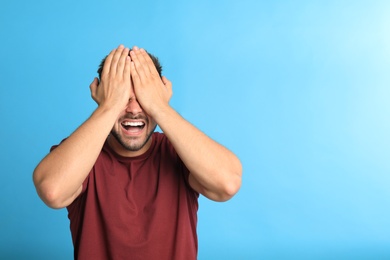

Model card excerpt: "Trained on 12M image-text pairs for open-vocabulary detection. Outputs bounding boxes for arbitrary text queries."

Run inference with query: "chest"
[88,154,187,217]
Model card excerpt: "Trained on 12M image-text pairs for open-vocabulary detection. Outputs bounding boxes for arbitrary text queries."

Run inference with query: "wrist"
[150,104,175,126]
[95,102,123,121]
[98,100,124,114]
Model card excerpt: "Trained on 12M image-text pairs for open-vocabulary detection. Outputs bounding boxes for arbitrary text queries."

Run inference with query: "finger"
[89,77,98,92]
[123,55,131,82]
[136,48,153,76]
[116,47,129,77]
[101,48,116,79]
[162,76,173,95]
[136,48,150,69]
[130,48,147,82]
[89,77,99,102]
[130,61,141,87]
[140,48,160,77]
[162,76,172,88]
[110,45,125,76]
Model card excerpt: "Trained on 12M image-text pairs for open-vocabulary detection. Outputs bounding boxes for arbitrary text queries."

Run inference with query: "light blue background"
[1,1,389,259]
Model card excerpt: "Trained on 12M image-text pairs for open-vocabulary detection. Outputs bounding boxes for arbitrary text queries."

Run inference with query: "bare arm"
[154,106,242,202]
[33,45,132,208]
[130,47,242,201]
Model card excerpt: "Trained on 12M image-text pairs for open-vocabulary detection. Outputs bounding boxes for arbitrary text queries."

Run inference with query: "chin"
[111,127,156,152]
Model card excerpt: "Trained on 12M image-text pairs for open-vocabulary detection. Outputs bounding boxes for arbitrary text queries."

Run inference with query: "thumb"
[161,76,172,88]
[89,77,99,103]
[161,76,173,98]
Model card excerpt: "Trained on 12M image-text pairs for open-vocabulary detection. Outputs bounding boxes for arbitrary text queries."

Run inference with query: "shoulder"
[152,132,167,143]
[152,132,176,155]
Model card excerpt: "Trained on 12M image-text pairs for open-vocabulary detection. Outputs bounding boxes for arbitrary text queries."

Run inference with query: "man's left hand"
[129,46,172,117]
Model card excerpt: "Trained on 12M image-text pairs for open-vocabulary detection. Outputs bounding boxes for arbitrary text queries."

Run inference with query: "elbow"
[215,164,243,202]
[34,183,66,209]
[218,174,242,202]
[33,169,66,209]
[226,158,243,198]
[37,187,66,209]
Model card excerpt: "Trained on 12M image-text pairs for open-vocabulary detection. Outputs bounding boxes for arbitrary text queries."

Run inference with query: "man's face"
[108,97,157,156]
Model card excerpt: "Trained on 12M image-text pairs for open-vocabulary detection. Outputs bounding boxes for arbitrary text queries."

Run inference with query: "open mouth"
[121,121,145,133]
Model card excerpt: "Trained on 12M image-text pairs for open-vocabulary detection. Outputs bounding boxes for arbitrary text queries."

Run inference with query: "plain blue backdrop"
[1,0,389,259]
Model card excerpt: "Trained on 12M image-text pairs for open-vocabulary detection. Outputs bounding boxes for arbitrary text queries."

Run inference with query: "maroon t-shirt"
[56,133,199,260]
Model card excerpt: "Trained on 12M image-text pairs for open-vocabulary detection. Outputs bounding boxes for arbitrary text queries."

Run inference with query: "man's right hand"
[90,45,131,112]
[33,44,134,209]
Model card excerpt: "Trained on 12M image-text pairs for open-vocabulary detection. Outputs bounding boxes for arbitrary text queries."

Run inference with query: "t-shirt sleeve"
[50,138,67,152]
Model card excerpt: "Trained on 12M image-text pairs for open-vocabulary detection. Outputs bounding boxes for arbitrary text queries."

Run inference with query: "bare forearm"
[154,105,242,201]
[33,106,119,208]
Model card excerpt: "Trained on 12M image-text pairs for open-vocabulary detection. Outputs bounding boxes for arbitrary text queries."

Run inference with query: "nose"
[125,97,143,114]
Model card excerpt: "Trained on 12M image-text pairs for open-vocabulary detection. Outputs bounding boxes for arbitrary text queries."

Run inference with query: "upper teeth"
[123,121,144,126]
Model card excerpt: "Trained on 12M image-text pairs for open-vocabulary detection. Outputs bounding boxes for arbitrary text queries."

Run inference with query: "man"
[33,45,242,259]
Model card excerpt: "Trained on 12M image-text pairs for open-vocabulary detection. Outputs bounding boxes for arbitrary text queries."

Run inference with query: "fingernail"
[133,46,139,50]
